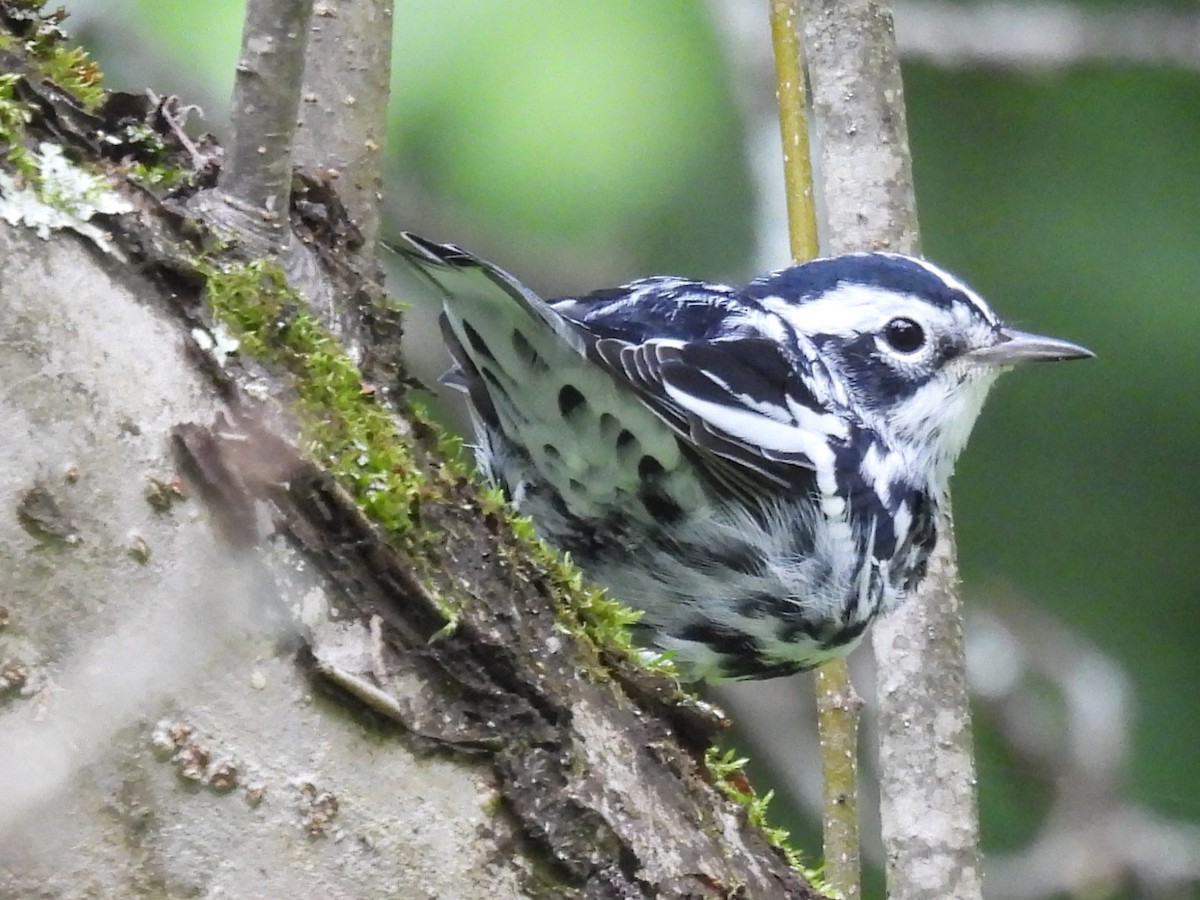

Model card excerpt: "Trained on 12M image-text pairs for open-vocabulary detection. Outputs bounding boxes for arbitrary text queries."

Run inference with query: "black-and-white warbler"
[397,234,1093,681]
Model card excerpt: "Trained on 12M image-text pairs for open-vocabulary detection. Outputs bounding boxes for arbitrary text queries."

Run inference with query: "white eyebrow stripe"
[896,256,1000,325]
[758,284,938,337]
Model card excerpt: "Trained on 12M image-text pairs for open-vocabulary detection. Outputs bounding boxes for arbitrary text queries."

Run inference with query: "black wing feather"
[393,234,853,492]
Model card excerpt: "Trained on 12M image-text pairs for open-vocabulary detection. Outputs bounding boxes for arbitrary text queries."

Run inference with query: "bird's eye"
[883,317,926,353]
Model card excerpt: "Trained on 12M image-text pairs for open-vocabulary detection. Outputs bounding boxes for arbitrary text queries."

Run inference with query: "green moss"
[40,45,103,111]
[201,259,666,678]
[705,747,822,886]
[0,73,37,179]
[204,261,431,539]
[424,585,462,642]
[125,124,189,191]
[493,498,670,678]
[3,2,103,112]
[405,397,472,480]
[128,163,188,191]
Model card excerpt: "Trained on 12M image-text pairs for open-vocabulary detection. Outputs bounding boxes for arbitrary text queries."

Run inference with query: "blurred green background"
[67,1,1200,896]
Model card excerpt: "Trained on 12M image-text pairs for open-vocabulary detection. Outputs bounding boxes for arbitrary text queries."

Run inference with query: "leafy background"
[66,1,1200,896]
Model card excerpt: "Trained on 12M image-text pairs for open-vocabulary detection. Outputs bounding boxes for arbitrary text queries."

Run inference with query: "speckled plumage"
[397,234,1092,681]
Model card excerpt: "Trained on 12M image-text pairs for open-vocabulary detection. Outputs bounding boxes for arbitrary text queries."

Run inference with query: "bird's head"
[747,254,1093,487]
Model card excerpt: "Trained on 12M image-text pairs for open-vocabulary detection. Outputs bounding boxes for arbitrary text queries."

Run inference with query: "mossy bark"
[0,7,824,898]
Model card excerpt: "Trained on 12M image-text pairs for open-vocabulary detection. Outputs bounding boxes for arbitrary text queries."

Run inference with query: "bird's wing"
[391,232,585,350]
[549,272,856,488]
[389,232,584,431]
[392,234,702,518]
[392,234,851,502]
[577,332,852,488]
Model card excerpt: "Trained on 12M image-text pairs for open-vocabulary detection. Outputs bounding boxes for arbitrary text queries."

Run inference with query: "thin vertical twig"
[769,0,819,262]
[813,662,863,899]
[769,4,862,898]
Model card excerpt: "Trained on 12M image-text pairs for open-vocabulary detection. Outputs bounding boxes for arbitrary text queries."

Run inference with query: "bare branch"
[969,603,1200,897]
[768,3,863,895]
[769,0,819,262]
[796,2,983,898]
[898,1,1200,72]
[870,535,982,898]
[295,0,395,258]
[814,662,864,899]
[206,0,316,254]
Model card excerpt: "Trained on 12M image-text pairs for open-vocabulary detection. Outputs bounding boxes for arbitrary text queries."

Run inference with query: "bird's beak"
[970,327,1095,366]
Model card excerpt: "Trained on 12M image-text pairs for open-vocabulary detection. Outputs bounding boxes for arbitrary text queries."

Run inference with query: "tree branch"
[294,0,394,259]
[210,0,315,254]
[797,2,984,897]
[898,1,1200,72]
[770,3,862,897]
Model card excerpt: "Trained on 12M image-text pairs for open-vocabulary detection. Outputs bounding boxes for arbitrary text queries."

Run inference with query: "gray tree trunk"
[0,11,820,899]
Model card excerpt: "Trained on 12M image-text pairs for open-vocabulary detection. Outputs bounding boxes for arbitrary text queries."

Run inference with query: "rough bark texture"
[0,8,821,898]
[798,1,984,897]
[870,529,982,899]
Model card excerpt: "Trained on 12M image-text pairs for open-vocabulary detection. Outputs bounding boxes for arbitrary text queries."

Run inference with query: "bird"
[394,234,1093,681]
